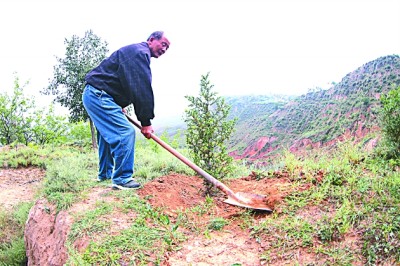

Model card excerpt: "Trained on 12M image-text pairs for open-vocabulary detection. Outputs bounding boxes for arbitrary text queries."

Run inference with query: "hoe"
[126,114,272,212]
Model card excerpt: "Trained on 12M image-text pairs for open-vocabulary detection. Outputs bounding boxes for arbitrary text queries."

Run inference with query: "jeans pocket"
[100,91,118,109]
[93,89,103,98]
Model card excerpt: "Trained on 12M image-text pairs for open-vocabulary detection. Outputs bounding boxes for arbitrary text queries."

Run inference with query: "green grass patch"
[66,191,185,265]
[41,152,98,210]
[252,139,400,265]
[0,202,33,265]
[0,144,90,169]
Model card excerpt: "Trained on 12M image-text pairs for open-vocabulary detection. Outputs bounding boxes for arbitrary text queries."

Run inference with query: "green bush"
[380,86,400,158]
[184,73,237,193]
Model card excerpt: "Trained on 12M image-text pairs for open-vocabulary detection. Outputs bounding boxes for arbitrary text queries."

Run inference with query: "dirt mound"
[138,172,291,213]
[137,173,287,265]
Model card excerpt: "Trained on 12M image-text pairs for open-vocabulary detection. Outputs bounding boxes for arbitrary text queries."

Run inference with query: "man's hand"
[141,125,154,139]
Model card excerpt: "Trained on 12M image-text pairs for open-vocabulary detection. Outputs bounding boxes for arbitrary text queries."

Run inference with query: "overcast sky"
[1,0,399,120]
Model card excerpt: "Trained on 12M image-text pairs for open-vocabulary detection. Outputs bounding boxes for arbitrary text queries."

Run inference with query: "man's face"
[148,35,170,58]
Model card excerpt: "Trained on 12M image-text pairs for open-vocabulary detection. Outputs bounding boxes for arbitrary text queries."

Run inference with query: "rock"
[24,199,72,266]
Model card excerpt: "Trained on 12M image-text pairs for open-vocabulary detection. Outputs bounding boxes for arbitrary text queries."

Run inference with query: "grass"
[0,202,33,266]
[174,195,216,234]
[68,202,114,241]
[41,153,98,210]
[133,143,195,180]
[0,143,90,169]
[250,139,400,265]
[66,190,185,265]
[0,136,399,265]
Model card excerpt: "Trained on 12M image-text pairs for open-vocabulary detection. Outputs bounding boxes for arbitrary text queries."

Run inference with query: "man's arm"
[119,47,155,127]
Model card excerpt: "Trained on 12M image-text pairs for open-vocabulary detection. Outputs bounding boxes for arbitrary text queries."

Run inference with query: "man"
[82,31,170,190]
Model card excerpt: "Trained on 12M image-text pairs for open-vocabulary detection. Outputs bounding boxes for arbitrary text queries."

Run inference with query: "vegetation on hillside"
[380,85,400,159]
[0,136,398,265]
[0,79,73,146]
[226,55,400,160]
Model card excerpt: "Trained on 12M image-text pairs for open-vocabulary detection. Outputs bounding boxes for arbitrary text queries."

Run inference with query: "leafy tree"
[0,76,35,145]
[380,85,400,157]
[42,30,108,148]
[31,105,68,145]
[184,73,237,194]
[67,121,92,147]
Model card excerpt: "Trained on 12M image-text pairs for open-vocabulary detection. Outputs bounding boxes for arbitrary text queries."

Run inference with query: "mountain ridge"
[157,54,400,163]
[227,54,400,161]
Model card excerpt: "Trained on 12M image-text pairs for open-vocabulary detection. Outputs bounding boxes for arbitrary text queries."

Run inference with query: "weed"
[134,145,195,181]
[0,144,88,169]
[68,202,113,241]
[208,217,229,231]
[234,210,256,230]
[252,215,314,256]
[315,245,357,265]
[41,153,97,210]
[0,203,32,265]
[0,238,27,266]
[67,195,184,265]
[316,215,340,242]
[361,209,400,264]
[283,189,310,214]
[175,196,216,233]
[282,150,302,177]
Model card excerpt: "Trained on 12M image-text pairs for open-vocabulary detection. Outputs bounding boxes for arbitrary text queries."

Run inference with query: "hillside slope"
[227,55,400,161]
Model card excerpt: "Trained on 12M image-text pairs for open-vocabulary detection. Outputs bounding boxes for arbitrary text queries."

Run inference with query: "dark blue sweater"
[85,42,154,126]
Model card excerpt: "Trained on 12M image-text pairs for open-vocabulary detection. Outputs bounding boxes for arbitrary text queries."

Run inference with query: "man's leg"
[97,130,113,181]
[82,84,138,188]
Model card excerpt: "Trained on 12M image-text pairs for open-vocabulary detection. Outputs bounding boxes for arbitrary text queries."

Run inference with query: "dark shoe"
[112,180,141,190]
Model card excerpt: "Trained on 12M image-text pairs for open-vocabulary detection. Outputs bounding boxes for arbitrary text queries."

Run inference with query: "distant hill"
[157,55,400,163]
[226,54,400,161]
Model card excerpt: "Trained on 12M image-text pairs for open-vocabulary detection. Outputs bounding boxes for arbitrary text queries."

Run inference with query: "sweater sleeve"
[119,50,154,126]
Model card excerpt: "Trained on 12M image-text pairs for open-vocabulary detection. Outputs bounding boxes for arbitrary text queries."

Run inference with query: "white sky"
[0,0,399,120]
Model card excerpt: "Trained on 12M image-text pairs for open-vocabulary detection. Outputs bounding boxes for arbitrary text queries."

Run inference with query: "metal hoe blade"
[126,115,272,212]
[225,192,272,212]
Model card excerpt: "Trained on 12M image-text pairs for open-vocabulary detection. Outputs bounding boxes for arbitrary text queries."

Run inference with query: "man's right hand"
[141,125,154,139]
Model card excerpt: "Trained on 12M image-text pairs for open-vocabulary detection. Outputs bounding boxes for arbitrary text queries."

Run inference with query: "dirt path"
[0,167,45,210]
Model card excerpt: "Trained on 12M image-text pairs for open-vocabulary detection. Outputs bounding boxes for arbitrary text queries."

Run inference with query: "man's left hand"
[141,125,154,139]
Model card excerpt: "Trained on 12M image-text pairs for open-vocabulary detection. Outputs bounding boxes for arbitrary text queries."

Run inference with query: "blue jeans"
[82,84,135,185]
